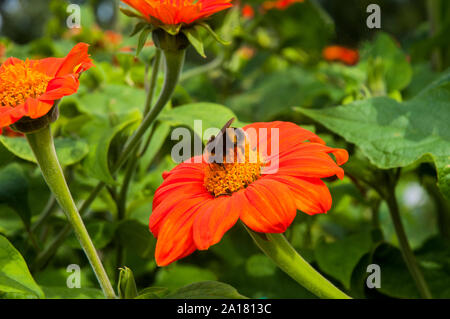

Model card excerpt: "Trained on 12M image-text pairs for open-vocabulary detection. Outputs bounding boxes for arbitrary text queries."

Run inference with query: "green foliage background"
[0,0,449,299]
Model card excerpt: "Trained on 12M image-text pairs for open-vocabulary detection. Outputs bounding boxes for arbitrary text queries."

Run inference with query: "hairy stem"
[26,126,116,299]
[245,227,351,299]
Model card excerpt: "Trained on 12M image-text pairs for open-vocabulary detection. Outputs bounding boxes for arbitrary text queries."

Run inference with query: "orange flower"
[150,121,348,266]
[322,45,359,66]
[121,0,232,26]
[242,4,254,19]
[0,43,93,131]
[104,30,123,47]
[262,0,304,11]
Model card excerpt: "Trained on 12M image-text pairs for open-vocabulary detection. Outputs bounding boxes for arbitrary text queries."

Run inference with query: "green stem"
[385,191,432,299]
[180,53,224,82]
[33,48,185,269]
[112,48,185,172]
[245,227,351,299]
[26,126,116,299]
[427,0,443,71]
[144,49,162,114]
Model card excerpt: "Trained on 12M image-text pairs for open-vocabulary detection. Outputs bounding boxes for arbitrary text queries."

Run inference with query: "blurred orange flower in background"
[262,0,304,11]
[0,43,93,132]
[121,0,233,26]
[149,121,348,266]
[322,45,359,66]
[242,4,255,19]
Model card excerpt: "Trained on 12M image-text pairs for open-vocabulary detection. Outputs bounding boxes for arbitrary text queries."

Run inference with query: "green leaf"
[116,220,155,258]
[0,235,44,299]
[120,7,143,19]
[314,232,373,289]
[199,22,231,46]
[118,267,138,299]
[138,122,171,177]
[41,287,104,299]
[182,27,206,58]
[159,103,239,142]
[135,287,169,299]
[165,281,247,299]
[136,28,152,56]
[0,164,31,229]
[155,265,217,289]
[373,238,450,298]
[81,111,141,185]
[245,254,277,277]
[295,84,450,199]
[0,136,89,167]
[130,22,147,37]
[78,84,147,116]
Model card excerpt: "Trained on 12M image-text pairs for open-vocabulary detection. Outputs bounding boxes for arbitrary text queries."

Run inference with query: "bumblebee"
[205,118,246,164]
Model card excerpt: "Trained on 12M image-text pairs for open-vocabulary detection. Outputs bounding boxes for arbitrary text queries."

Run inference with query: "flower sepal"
[11,102,60,134]
[181,23,231,58]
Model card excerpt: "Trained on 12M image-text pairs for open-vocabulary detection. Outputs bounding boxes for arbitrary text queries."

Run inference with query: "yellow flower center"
[0,60,51,108]
[204,144,264,197]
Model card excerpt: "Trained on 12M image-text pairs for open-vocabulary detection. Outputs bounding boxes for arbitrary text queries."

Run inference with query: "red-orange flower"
[121,0,232,26]
[322,45,359,66]
[262,0,304,11]
[0,43,93,132]
[242,4,255,19]
[150,121,348,266]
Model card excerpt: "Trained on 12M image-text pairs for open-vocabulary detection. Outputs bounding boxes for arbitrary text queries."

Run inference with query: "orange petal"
[150,190,211,237]
[24,98,54,119]
[154,198,212,266]
[0,104,27,128]
[275,152,345,179]
[39,75,79,101]
[55,43,93,77]
[266,175,331,215]
[244,121,324,160]
[240,178,297,233]
[193,196,238,250]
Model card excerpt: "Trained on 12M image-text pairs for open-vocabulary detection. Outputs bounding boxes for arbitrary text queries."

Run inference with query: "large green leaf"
[0,136,89,167]
[41,287,104,299]
[80,111,141,185]
[77,84,147,116]
[0,235,44,299]
[116,220,155,258]
[0,164,31,228]
[154,265,217,289]
[315,232,373,289]
[159,103,240,142]
[165,281,247,299]
[295,84,450,198]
